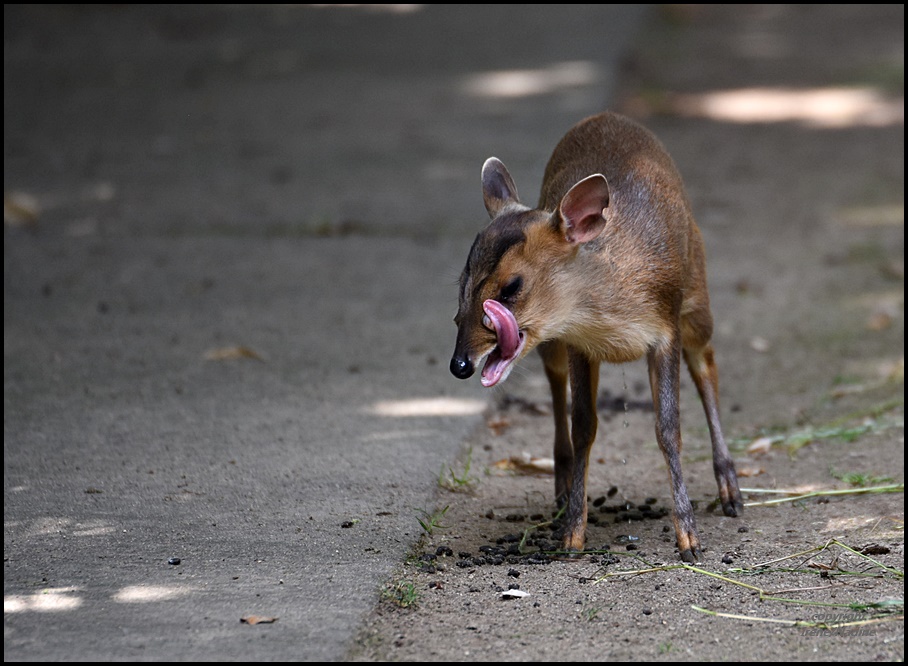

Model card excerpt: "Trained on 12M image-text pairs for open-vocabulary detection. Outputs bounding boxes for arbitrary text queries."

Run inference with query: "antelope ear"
[558,174,610,244]
[481,157,521,218]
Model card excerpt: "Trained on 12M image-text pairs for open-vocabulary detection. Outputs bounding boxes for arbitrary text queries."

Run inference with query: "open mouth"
[479,299,526,387]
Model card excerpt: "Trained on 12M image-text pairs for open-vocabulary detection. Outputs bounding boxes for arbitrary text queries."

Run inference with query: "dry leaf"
[486,416,511,435]
[746,437,774,456]
[204,346,264,361]
[866,310,893,331]
[734,465,765,478]
[240,615,278,625]
[4,191,40,227]
[491,452,555,475]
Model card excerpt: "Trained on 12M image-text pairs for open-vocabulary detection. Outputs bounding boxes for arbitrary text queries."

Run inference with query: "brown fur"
[451,112,742,562]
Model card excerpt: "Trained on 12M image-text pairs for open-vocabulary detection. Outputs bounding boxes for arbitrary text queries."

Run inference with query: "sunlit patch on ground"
[5,588,83,613]
[367,397,486,417]
[462,61,600,99]
[112,585,191,603]
[669,86,904,128]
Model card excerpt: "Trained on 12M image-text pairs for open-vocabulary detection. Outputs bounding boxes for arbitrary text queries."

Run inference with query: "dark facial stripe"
[464,213,527,286]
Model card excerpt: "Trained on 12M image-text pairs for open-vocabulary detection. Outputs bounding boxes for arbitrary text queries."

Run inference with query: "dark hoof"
[679,547,702,563]
[721,496,744,518]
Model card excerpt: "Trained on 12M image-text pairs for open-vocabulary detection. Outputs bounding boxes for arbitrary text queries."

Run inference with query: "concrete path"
[4,5,648,660]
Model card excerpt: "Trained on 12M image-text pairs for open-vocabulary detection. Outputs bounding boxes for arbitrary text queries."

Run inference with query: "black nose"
[450,355,474,379]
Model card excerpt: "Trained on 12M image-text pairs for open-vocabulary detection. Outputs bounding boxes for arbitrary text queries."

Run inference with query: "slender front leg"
[648,335,701,563]
[562,348,599,552]
[539,341,572,508]
[683,343,743,517]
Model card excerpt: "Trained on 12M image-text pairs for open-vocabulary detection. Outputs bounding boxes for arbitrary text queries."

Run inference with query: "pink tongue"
[482,300,521,359]
[480,299,523,387]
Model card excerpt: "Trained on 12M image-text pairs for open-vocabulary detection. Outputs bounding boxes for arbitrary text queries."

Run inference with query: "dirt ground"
[348,5,904,662]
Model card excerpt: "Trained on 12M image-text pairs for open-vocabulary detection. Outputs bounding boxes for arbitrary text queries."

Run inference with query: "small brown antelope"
[450,112,742,562]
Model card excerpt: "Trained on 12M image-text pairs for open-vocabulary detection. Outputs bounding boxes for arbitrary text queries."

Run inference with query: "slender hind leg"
[683,342,743,517]
[648,332,702,562]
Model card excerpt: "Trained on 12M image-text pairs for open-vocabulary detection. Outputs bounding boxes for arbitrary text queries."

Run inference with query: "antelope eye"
[498,276,523,302]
